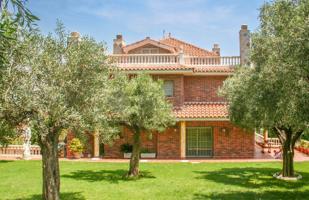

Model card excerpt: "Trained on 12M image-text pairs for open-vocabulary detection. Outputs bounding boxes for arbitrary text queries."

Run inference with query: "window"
[142,48,159,54]
[163,80,174,97]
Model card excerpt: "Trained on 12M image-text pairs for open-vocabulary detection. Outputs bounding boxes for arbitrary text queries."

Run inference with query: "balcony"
[110,54,240,66]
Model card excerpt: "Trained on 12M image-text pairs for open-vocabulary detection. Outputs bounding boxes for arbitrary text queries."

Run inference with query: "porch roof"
[116,65,235,74]
[173,102,229,120]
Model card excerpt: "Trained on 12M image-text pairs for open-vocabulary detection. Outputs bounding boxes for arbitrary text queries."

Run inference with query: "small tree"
[0,22,114,199]
[220,0,309,177]
[106,74,175,177]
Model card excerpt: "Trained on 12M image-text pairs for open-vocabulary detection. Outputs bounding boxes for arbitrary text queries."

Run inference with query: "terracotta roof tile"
[193,66,235,73]
[160,37,218,57]
[115,65,234,73]
[173,102,229,119]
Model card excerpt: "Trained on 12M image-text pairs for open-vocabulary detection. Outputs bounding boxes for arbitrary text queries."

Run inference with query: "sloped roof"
[160,37,218,57]
[193,66,234,73]
[116,65,234,74]
[173,102,229,119]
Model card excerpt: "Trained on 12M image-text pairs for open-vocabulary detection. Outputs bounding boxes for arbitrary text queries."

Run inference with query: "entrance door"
[186,127,213,157]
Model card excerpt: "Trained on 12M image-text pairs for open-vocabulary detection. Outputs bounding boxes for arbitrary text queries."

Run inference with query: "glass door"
[186,127,213,157]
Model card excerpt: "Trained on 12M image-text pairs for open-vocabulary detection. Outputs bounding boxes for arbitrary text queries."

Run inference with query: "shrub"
[69,138,84,153]
[120,143,133,153]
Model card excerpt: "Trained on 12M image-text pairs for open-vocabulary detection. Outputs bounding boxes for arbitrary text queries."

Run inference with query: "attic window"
[163,80,174,97]
[142,48,159,54]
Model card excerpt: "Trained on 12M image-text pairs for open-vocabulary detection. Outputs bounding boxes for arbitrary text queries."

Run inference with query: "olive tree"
[220,0,309,177]
[106,74,175,177]
[0,23,115,199]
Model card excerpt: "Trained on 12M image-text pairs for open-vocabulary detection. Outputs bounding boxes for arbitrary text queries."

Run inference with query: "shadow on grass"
[194,167,308,189]
[11,192,85,200]
[194,190,309,200]
[0,160,13,163]
[62,169,155,183]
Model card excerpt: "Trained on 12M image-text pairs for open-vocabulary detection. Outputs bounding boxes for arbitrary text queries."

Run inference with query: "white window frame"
[163,80,174,97]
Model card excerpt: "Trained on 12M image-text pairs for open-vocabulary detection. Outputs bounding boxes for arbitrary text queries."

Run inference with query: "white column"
[179,45,185,65]
[180,121,186,158]
[93,133,100,158]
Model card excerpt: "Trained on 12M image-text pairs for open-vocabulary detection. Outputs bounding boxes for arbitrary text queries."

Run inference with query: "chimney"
[113,34,125,54]
[239,24,250,66]
[212,44,220,56]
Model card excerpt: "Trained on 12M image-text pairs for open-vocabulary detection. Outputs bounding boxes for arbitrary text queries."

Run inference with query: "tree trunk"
[128,130,141,177]
[282,138,294,177]
[40,134,60,200]
[274,127,302,177]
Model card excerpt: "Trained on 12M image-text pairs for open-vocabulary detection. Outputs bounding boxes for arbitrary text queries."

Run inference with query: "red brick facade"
[154,75,184,107]
[186,121,254,158]
[104,121,254,159]
[102,74,255,159]
[184,76,227,102]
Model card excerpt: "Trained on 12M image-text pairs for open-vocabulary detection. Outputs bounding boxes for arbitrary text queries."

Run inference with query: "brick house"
[93,25,254,159]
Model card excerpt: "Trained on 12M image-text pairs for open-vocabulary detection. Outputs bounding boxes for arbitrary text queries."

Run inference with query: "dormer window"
[163,80,174,97]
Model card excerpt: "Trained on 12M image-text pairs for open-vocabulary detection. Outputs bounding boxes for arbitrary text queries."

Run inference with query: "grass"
[0,160,309,200]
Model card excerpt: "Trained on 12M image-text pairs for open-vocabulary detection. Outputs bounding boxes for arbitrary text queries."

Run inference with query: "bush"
[69,138,84,153]
[120,143,133,153]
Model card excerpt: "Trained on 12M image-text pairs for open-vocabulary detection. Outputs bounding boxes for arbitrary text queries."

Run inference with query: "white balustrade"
[0,145,41,156]
[110,54,240,66]
[267,138,281,147]
[255,133,281,148]
[111,54,179,65]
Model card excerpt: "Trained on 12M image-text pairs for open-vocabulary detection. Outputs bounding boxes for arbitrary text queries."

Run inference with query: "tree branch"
[291,130,303,146]
[274,126,286,144]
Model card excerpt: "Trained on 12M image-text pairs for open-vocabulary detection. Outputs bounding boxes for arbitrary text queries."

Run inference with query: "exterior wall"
[102,73,253,159]
[184,76,227,102]
[153,74,184,107]
[128,44,171,54]
[103,121,254,159]
[104,127,158,158]
[157,125,181,159]
[186,121,255,158]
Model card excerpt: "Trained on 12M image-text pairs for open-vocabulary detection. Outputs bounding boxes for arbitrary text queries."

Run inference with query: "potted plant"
[140,148,156,159]
[69,138,84,159]
[120,143,133,158]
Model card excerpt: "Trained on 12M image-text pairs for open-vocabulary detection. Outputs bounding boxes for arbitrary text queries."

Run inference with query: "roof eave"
[175,117,230,122]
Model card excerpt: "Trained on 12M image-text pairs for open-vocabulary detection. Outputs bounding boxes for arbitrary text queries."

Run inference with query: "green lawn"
[0,160,309,200]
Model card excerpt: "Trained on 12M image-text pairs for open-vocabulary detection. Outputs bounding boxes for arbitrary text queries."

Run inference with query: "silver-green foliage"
[220,0,309,133]
[106,74,175,134]
[0,22,114,140]
[220,0,309,177]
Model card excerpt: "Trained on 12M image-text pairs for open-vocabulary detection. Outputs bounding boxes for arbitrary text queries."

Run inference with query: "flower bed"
[295,140,309,155]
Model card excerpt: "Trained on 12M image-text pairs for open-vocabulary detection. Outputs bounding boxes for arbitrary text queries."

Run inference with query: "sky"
[28,0,265,56]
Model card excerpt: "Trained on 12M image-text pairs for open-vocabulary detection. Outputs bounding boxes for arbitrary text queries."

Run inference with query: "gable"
[128,44,172,54]
[122,38,176,54]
